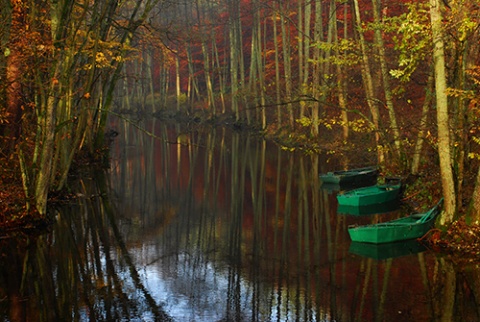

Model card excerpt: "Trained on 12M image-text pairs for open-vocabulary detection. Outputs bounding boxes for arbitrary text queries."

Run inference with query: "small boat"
[320,166,378,185]
[348,198,443,244]
[336,180,402,207]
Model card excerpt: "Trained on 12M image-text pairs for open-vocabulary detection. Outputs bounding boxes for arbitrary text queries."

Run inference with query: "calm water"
[0,119,478,321]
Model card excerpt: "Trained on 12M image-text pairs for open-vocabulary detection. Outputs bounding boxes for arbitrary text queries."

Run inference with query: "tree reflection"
[2,121,480,321]
[0,169,172,321]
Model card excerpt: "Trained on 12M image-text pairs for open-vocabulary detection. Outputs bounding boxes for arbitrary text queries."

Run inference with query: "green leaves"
[389,3,432,82]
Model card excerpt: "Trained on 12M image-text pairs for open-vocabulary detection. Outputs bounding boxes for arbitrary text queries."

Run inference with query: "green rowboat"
[320,166,378,185]
[348,198,443,244]
[336,181,402,207]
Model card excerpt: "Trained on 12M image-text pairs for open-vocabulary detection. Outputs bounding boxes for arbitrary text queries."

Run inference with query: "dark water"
[1,119,479,321]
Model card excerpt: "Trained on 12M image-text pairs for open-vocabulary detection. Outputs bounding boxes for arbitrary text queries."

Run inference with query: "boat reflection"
[337,199,400,216]
[349,240,427,260]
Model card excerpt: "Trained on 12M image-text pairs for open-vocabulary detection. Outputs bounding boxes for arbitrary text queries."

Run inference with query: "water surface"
[0,120,477,321]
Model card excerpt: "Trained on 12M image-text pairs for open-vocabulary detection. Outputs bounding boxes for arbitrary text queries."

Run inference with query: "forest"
[0,0,479,244]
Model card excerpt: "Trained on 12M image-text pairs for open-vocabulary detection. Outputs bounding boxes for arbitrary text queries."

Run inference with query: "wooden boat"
[348,198,443,244]
[336,181,402,207]
[320,166,378,185]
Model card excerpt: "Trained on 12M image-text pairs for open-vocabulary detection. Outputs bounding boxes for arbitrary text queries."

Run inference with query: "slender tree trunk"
[469,166,480,224]
[430,0,456,225]
[411,75,434,175]
[311,0,325,136]
[247,0,259,124]
[4,0,25,145]
[208,0,225,114]
[297,0,304,91]
[372,0,402,159]
[196,0,215,113]
[212,38,226,113]
[35,63,61,214]
[337,2,349,140]
[272,2,282,125]
[280,1,293,126]
[301,0,311,123]
[255,7,266,128]
[353,0,384,163]
[175,48,181,110]
[228,1,239,119]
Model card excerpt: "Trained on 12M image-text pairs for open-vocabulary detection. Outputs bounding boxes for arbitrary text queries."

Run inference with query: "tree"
[353,0,384,164]
[429,0,456,225]
[1,0,163,215]
[371,0,402,161]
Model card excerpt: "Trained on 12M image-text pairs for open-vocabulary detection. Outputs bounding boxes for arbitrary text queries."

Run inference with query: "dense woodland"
[0,0,479,232]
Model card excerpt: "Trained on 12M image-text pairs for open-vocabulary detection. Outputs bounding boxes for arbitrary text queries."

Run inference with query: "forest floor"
[0,155,51,235]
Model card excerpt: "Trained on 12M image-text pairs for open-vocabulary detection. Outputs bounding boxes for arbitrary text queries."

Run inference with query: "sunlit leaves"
[320,115,374,133]
[469,136,480,160]
[389,3,431,82]
[77,31,137,71]
[311,39,361,66]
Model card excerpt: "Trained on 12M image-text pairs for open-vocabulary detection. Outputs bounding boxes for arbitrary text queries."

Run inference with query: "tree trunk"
[35,64,61,214]
[430,0,456,225]
[272,2,282,125]
[338,3,349,140]
[411,75,434,175]
[470,166,480,224]
[353,0,384,164]
[372,0,402,160]
[4,0,25,145]
[280,2,293,126]
[311,0,324,136]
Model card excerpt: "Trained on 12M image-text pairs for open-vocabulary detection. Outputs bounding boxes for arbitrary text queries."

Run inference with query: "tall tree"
[2,0,164,215]
[430,0,456,225]
[372,0,402,160]
[353,0,384,164]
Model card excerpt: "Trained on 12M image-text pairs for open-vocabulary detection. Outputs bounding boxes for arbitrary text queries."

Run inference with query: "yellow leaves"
[76,31,138,71]
[446,87,475,100]
[94,52,110,67]
[296,117,312,128]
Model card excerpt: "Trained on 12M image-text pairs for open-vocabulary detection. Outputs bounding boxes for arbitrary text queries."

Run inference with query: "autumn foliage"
[0,0,480,231]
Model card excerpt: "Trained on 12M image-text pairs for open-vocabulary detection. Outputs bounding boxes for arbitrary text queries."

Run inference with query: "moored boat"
[348,198,443,244]
[320,166,378,185]
[336,181,402,207]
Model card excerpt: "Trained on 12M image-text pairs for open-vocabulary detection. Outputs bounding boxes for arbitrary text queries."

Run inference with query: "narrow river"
[0,119,477,321]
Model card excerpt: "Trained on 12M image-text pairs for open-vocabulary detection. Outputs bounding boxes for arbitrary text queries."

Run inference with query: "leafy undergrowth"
[0,176,49,234]
[0,157,60,235]
[421,218,480,264]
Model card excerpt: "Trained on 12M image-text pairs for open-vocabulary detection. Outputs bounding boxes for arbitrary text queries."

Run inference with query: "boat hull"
[348,199,443,244]
[320,166,378,185]
[336,183,401,207]
[348,221,432,244]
